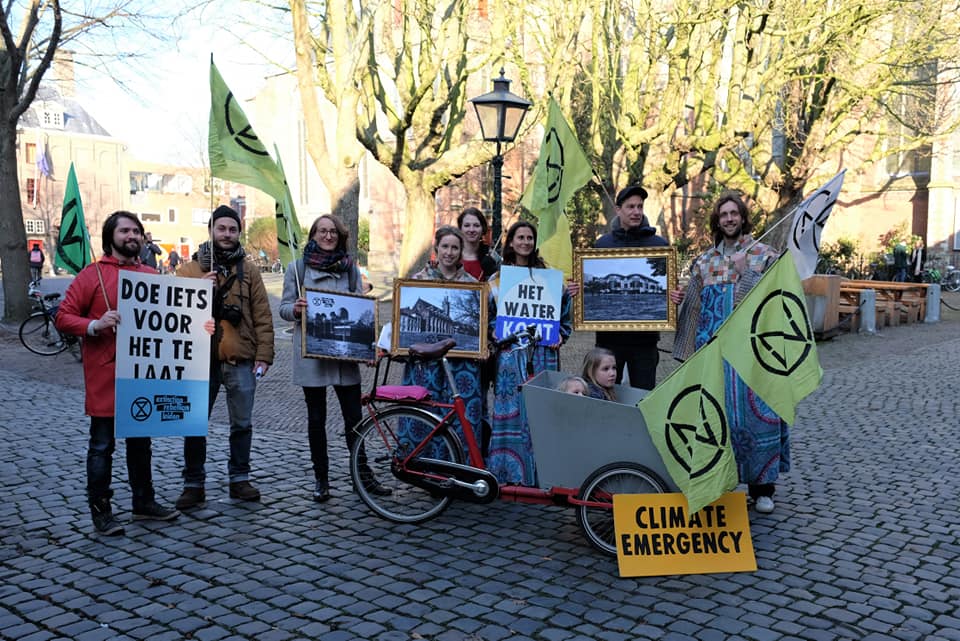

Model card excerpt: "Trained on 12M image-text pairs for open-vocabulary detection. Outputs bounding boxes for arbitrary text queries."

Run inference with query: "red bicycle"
[349,325,670,555]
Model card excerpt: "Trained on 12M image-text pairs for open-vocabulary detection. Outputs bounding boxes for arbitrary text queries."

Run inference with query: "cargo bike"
[348,326,680,556]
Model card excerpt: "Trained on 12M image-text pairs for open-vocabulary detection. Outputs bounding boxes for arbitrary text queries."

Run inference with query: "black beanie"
[210,205,242,229]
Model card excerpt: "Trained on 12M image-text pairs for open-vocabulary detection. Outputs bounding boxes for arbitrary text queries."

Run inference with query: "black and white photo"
[574,247,677,331]
[302,288,377,362]
[391,279,488,359]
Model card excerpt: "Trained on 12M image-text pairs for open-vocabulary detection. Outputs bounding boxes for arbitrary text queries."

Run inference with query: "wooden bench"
[839,280,929,326]
[837,286,890,330]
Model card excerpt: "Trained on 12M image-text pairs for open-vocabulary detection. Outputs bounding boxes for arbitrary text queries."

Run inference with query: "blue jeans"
[87,416,155,508]
[182,360,256,487]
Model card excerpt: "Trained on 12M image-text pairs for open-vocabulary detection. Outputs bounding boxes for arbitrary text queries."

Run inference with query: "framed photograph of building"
[573,247,677,331]
[302,288,378,362]
[391,279,488,359]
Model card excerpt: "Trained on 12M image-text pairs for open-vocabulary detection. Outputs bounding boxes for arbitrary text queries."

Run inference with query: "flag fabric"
[638,340,739,515]
[54,163,91,275]
[786,170,846,279]
[37,142,52,178]
[718,252,823,424]
[208,57,286,202]
[273,147,303,268]
[519,98,592,277]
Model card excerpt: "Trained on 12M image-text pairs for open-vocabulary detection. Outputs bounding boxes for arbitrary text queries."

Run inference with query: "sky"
[73,2,289,166]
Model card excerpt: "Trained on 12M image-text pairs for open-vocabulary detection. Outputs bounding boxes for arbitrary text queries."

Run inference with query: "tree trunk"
[0,119,31,322]
[397,180,438,278]
[329,175,360,257]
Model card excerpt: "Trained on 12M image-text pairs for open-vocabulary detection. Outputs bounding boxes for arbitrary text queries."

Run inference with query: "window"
[25,219,45,234]
[40,110,63,129]
[130,171,149,194]
[25,178,36,199]
[140,212,161,222]
[162,174,192,194]
[168,208,176,223]
[24,143,37,164]
[193,208,209,225]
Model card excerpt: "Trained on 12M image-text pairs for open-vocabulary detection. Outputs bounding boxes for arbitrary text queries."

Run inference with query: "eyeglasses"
[316,229,338,237]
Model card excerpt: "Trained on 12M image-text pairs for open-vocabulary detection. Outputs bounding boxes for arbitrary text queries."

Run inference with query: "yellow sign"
[613,492,756,576]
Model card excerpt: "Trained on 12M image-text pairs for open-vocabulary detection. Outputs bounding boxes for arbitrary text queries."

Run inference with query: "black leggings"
[303,384,362,484]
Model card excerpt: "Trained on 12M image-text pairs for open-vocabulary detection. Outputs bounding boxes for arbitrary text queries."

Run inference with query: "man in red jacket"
[56,211,180,536]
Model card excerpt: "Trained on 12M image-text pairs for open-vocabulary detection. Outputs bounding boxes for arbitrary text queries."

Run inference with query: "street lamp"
[469,69,532,246]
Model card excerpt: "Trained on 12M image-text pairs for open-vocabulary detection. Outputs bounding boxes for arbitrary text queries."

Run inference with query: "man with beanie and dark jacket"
[594,184,669,390]
[175,205,275,508]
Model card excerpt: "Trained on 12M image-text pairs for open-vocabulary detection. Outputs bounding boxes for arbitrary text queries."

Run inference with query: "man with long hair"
[672,191,787,514]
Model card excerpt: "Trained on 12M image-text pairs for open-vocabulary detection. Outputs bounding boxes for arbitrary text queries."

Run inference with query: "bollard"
[805,294,826,333]
[859,289,876,334]
[926,283,941,323]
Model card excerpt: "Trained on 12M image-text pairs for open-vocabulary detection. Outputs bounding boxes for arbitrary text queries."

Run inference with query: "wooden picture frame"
[302,288,378,362]
[573,247,677,331]
[391,279,488,359]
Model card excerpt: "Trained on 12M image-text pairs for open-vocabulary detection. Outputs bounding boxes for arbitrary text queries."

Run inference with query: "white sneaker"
[755,496,775,513]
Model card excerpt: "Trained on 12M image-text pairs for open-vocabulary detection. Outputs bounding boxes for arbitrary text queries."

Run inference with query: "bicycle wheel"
[19,312,68,355]
[943,271,960,293]
[350,405,464,523]
[576,462,668,556]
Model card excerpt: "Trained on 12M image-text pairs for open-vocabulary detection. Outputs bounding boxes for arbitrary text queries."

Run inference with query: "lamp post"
[469,69,532,246]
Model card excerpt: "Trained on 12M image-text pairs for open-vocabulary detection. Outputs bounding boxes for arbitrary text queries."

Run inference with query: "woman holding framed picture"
[400,226,486,456]
[487,221,573,487]
[279,215,390,503]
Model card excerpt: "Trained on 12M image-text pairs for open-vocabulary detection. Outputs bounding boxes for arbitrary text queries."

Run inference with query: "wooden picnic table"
[838,280,928,326]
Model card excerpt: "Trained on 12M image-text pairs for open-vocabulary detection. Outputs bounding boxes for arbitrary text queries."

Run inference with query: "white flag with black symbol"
[787,170,845,280]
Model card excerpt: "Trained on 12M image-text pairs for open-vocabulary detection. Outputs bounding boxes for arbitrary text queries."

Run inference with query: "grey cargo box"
[521,370,680,493]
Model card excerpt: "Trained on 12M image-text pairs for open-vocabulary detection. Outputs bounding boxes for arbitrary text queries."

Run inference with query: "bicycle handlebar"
[493,324,540,350]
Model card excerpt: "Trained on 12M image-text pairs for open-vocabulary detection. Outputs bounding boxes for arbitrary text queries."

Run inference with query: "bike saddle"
[408,338,457,360]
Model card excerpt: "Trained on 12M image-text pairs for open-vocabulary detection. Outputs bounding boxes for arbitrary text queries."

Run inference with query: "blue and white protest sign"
[115,271,212,437]
[494,265,564,346]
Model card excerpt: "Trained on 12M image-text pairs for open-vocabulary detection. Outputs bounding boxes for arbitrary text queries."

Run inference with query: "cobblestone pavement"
[1,275,959,640]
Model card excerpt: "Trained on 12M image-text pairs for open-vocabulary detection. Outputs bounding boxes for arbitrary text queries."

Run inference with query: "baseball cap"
[615,184,649,206]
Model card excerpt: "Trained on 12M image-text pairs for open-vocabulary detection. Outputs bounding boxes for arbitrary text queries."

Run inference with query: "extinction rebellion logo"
[222,91,271,157]
[542,127,565,204]
[791,187,836,256]
[750,290,813,376]
[664,384,728,479]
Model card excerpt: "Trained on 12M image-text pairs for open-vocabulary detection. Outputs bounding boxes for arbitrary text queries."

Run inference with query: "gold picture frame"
[573,247,677,331]
[302,288,378,362]
[391,279,488,359]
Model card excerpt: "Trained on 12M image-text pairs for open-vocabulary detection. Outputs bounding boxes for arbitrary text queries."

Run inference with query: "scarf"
[302,239,353,273]
[195,241,246,273]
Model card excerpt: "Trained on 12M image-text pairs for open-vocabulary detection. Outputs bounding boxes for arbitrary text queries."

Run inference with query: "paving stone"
[3,297,960,641]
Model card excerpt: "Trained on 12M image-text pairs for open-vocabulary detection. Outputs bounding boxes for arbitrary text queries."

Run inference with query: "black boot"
[313,480,331,503]
[358,466,392,496]
[91,499,124,536]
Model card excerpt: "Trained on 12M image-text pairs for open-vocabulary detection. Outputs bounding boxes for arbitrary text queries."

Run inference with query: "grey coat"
[278,261,362,388]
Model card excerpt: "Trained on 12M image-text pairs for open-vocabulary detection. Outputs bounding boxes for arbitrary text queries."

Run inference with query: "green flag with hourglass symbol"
[208,57,286,202]
[638,339,738,515]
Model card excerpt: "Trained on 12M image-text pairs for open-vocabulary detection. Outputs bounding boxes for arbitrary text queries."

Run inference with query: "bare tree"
[289,0,506,276]
[507,0,960,245]
[0,1,198,321]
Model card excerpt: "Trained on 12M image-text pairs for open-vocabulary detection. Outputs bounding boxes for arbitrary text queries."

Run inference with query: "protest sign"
[494,265,564,346]
[613,492,756,576]
[115,271,212,437]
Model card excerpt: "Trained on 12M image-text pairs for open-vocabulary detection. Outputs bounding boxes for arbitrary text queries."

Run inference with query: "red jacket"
[55,255,156,417]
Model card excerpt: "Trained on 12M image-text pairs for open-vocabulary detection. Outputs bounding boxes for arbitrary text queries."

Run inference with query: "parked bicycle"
[349,324,670,555]
[19,280,81,360]
[941,265,960,292]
